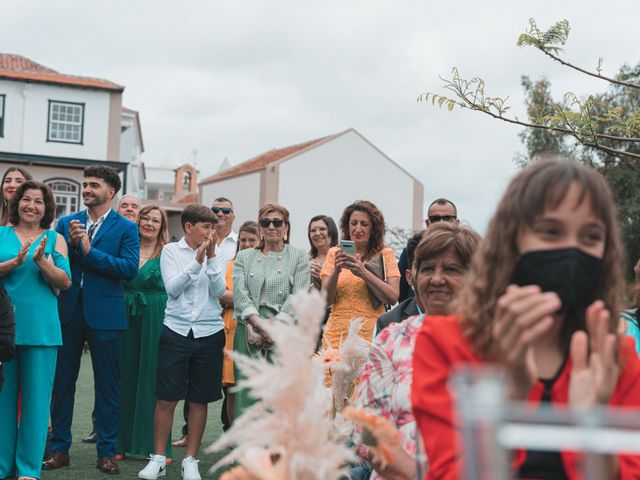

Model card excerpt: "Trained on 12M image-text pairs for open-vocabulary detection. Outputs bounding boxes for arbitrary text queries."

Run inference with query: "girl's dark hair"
[307,215,339,258]
[1,167,33,225]
[339,200,386,258]
[9,181,56,229]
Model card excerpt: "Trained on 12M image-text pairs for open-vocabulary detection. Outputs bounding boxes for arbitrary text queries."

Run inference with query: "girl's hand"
[569,300,620,410]
[32,236,47,265]
[492,284,561,399]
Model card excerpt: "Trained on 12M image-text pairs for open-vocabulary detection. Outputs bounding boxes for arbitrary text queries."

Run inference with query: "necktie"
[87,223,98,241]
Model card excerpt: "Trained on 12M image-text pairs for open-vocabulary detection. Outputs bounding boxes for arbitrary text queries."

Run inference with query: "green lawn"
[42,352,228,480]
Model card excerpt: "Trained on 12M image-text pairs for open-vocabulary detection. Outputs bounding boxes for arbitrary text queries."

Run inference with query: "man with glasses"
[397,198,459,303]
[210,197,238,264]
[173,197,238,448]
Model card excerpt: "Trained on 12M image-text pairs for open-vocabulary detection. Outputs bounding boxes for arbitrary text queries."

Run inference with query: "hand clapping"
[32,236,47,265]
[13,238,33,267]
[69,220,91,254]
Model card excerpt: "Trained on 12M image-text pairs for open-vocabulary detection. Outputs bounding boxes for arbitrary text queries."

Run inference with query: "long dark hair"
[1,167,33,226]
[307,215,338,258]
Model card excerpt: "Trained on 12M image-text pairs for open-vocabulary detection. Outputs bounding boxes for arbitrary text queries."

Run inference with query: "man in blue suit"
[44,165,139,475]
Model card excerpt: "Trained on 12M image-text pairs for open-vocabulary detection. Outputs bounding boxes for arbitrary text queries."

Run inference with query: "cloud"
[2,0,638,233]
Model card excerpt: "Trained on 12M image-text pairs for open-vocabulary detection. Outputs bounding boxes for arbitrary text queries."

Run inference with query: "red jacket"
[411,315,640,480]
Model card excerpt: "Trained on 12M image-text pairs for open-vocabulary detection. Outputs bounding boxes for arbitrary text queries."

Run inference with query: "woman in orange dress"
[220,221,260,427]
[321,200,400,347]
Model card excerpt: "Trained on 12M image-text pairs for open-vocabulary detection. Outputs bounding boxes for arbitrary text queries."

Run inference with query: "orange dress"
[221,259,236,386]
[320,246,400,348]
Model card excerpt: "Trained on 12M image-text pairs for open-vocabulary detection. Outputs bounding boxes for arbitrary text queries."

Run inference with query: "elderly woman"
[412,158,640,479]
[321,200,400,347]
[353,222,480,480]
[116,204,170,460]
[233,204,310,417]
[0,181,71,480]
[308,215,339,289]
[1,167,32,226]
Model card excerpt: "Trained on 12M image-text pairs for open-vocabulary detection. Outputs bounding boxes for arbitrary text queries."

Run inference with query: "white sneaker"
[181,456,201,480]
[138,455,167,479]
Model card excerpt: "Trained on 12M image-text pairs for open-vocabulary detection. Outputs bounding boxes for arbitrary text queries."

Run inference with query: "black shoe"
[82,431,97,443]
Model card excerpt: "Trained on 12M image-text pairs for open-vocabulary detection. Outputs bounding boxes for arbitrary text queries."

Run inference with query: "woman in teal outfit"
[0,181,71,480]
[116,204,172,459]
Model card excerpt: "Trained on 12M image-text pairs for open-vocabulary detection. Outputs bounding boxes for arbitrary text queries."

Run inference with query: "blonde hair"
[137,204,168,259]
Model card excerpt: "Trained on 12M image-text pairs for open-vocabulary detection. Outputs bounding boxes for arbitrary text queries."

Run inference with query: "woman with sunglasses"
[232,203,310,418]
[116,204,171,461]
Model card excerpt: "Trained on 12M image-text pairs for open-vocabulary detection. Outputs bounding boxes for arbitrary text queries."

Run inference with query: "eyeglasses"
[140,215,162,225]
[428,215,457,223]
[211,207,233,215]
[260,218,285,228]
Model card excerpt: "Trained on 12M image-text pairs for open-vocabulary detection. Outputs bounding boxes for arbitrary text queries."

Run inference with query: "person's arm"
[0,240,31,277]
[81,222,140,281]
[160,246,202,298]
[411,326,460,480]
[206,257,227,298]
[321,248,339,306]
[346,248,400,305]
[32,234,71,291]
[276,251,311,324]
[232,252,259,321]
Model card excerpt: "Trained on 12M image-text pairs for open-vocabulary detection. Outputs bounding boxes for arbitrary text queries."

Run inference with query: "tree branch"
[541,49,640,91]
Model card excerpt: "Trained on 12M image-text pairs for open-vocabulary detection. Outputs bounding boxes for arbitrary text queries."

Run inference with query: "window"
[45,178,81,219]
[0,94,5,137]
[47,100,84,144]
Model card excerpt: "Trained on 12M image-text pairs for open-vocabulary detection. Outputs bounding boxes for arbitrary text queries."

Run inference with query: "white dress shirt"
[85,208,111,242]
[216,230,238,265]
[160,238,226,338]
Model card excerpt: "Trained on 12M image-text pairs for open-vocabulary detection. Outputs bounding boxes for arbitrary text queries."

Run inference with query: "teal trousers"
[0,345,57,479]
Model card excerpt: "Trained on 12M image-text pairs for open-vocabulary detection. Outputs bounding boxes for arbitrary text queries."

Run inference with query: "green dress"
[116,258,171,457]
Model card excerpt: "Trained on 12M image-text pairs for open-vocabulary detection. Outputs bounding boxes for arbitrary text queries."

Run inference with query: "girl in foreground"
[411,158,640,479]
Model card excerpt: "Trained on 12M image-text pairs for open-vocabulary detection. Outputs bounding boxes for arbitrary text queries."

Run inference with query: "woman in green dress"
[116,204,171,459]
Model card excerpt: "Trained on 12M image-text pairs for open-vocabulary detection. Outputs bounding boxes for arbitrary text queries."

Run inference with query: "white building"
[0,54,144,217]
[199,128,424,248]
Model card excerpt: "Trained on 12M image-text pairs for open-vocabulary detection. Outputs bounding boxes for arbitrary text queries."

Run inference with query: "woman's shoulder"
[284,244,310,260]
[236,247,259,261]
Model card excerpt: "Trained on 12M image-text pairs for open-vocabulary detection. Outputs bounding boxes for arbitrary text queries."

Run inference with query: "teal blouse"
[0,226,71,346]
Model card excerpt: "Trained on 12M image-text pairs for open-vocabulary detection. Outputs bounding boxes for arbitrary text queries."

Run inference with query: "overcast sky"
[2,0,638,232]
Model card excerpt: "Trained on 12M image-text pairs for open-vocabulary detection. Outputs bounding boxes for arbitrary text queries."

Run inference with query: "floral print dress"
[353,314,426,479]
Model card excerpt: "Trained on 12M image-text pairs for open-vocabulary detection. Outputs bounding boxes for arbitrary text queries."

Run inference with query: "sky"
[2,0,639,232]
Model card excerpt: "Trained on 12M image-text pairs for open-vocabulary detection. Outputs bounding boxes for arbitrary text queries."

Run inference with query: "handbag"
[364,252,387,310]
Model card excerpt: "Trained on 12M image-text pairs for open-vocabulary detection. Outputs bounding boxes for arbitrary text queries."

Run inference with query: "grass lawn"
[42,351,228,480]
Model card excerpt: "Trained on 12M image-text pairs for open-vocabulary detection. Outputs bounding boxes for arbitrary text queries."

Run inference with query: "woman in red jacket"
[411,157,640,480]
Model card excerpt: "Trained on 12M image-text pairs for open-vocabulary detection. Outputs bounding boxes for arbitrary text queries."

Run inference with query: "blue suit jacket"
[56,209,139,330]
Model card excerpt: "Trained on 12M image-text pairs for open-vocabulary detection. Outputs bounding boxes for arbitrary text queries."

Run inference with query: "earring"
[284,233,288,241]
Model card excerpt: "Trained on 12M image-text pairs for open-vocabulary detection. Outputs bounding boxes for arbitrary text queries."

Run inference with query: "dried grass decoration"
[208,290,357,480]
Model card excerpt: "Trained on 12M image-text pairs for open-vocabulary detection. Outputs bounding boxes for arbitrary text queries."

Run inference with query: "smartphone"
[339,240,355,255]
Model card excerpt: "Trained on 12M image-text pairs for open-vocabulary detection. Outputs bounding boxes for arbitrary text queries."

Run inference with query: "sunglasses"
[260,218,285,228]
[428,215,457,223]
[211,207,233,215]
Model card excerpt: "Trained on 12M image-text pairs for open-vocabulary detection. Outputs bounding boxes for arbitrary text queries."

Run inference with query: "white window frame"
[45,177,81,221]
[47,100,84,144]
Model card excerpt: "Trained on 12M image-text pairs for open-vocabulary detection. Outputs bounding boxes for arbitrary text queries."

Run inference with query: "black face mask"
[512,248,602,315]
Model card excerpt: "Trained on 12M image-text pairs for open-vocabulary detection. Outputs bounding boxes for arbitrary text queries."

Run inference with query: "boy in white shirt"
[139,204,226,480]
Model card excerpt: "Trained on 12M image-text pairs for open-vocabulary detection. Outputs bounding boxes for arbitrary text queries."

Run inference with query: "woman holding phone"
[321,200,400,348]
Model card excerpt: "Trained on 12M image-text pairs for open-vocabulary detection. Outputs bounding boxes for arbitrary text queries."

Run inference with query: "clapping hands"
[195,231,217,264]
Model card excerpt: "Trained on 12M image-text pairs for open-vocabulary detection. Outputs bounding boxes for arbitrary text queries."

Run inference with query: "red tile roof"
[0,54,124,92]
[200,133,339,185]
